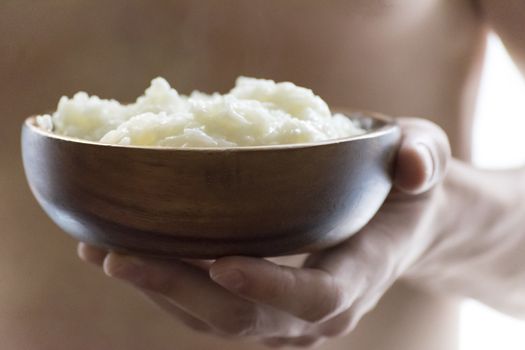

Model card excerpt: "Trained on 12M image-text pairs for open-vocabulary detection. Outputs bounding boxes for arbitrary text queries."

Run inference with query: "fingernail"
[210,269,245,291]
[76,243,88,261]
[104,254,144,282]
[415,143,435,185]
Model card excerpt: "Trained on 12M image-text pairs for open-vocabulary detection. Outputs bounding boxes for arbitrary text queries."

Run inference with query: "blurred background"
[1,2,525,349]
[464,33,525,350]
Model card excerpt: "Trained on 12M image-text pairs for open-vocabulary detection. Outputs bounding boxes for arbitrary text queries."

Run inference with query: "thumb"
[394,117,451,194]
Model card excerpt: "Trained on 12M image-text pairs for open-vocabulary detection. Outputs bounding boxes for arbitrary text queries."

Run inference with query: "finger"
[210,257,353,323]
[289,335,325,348]
[263,337,289,348]
[139,289,212,333]
[103,253,303,337]
[317,308,357,337]
[76,243,213,271]
[394,117,451,194]
[303,215,419,326]
[263,336,325,348]
[304,221,405,286]
[77,242,107,266]
[180,259,213,271]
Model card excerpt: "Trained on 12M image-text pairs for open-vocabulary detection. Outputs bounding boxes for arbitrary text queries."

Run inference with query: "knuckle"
[303,275,349,323]
[148,274,175,295]
[301,271,350,323]
[131,269,174,294]
[273,267,296,298]
[127,264,178,294]
[182,319,210,333]
[292,336,324,348]
[212,304,259,336]
[259,267,295,304]
[330,278,350,312]
[397,116,440,133]
[320,309,358,338]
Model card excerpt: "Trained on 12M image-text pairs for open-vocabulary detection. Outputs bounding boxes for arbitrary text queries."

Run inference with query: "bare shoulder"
[476,0,525,71]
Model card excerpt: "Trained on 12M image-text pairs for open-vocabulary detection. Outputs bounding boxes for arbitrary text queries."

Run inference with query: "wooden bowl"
[21,112,400,258]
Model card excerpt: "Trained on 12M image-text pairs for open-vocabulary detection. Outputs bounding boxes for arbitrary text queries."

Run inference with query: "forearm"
[407,159,525,317]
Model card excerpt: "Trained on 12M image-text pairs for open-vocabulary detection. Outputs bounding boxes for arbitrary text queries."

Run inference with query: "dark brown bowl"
[21,112,400,258]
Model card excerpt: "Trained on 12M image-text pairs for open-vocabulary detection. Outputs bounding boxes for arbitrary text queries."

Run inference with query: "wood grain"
[21,112,400,258]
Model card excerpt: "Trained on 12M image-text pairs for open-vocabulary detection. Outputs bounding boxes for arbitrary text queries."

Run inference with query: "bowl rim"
[23,111,399,152]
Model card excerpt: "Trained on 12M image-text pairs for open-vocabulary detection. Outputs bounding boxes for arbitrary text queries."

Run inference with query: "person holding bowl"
[1,1,525,349]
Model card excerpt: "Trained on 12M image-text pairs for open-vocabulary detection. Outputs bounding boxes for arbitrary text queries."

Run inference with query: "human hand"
[78,117,450,348]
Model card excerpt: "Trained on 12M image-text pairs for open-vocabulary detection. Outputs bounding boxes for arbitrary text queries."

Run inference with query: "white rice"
[37,77,365,147]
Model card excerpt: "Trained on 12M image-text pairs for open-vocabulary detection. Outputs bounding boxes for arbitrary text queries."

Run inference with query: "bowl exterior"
[22,118,400,258]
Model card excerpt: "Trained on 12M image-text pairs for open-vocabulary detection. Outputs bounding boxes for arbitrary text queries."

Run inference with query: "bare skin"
[1,0,525,349]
